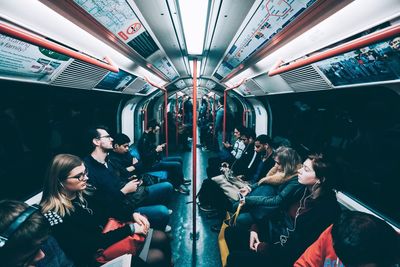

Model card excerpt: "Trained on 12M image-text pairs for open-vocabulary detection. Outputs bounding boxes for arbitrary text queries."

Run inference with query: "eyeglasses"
[255,145,262,148]
[67,169,88,181]
[97,135,112,139]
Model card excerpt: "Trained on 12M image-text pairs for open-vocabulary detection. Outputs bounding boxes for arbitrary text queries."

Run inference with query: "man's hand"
[156,145,164,152]
[223,142,232,148]
[132,157,139,165]
[121,179,141,194]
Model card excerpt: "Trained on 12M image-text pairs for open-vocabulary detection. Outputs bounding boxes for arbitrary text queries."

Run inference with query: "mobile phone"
[238,192,244,202]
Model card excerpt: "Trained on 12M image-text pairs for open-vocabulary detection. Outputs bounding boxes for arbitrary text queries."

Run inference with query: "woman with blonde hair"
[235,146,304,226]
[41,154,171,267]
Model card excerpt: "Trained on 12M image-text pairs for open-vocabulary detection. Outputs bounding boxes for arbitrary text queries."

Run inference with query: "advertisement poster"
[215,0,317,79]
[74,0,145,43]
[315,37,400,87]
[96,69,137,91]
[153,57,179,81]
[0,34,71,82]
[135,83,156,96]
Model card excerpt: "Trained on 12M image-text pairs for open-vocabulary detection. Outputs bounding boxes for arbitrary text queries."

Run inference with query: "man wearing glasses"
[84,126,171,231]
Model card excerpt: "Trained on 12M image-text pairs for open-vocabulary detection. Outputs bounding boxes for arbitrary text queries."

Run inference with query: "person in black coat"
[40,154,171,267]
[225,153,341,267]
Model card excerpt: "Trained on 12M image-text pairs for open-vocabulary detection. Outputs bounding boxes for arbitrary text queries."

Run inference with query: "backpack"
[197,179,233,212]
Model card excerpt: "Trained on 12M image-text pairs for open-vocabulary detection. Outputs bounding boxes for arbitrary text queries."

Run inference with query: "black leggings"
[133,230,171,267]
[225,226,264,267]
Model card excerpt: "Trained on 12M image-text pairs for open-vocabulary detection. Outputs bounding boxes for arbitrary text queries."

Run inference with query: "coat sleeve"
[245,179,302,207]
[293,225,333,267]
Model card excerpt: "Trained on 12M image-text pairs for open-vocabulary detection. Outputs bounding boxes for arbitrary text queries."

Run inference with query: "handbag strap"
[231,202,243,226]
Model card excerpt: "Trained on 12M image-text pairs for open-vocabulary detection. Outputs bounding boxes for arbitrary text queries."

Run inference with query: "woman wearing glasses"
[40,154,171,267]
[235,146,304,227]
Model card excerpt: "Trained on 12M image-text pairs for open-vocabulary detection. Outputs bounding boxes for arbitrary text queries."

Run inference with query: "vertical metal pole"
[192,58,198,243]
[212,94,216,144]
[223,91,227,143]
[144,109,148,130]
[164,91,168,157]
[175,93,179,146]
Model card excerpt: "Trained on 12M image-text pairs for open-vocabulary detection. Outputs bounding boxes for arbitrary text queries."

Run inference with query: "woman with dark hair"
[40,154,171,267]
[225,153,341,267]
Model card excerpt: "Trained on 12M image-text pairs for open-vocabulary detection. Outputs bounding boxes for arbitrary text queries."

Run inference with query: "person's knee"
[145,249,165,266]
[161,182,173,193]
[151,230,169,247]
[157,206,170,221]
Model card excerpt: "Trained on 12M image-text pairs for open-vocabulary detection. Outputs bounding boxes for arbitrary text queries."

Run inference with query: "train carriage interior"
[1,0,400,266]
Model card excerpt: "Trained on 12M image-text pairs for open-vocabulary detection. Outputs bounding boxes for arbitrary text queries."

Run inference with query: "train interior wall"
[1,78,399,227]
[0,79,127,200]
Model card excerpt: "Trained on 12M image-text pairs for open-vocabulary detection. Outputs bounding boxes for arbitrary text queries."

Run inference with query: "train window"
[266,86,400,225]
[0,80,126,200]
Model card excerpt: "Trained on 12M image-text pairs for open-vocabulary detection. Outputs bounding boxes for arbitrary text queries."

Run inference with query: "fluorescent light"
[178,0,208,55]
[189,59,201,78]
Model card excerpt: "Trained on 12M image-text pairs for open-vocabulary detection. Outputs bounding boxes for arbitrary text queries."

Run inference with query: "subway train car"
[1,0,399,266]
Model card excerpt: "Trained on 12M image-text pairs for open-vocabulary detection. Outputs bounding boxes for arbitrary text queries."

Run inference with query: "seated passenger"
[40,154,171,267]
[84,126,172,230]
[108,133,144,178]
[295,210,400,267]
[0,200,49,267]
[220,125,246,163]
[238,134,275,184]
[137,120,190,194]
[225,153,341,267]
[230,128,255,176]
[206,126,248,179]
[236,146,303,227]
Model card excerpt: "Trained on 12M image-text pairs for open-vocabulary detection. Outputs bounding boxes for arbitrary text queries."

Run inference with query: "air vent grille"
[280,65,332,92]
[50,60,108,89]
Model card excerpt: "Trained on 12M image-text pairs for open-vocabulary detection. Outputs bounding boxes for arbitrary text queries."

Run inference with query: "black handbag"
[141,173,159,186]
[125,185,149,208]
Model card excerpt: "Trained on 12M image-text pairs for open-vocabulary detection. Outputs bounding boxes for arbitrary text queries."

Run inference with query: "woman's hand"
[249,231,260,251]
[133,222,147,235]
[133,213,150,230]
[239,187,250,197]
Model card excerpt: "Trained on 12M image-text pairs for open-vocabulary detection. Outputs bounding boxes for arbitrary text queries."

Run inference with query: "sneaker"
[198,204,217,212]
[174,185,190,195]
[168,209,173,215]
[183,178,191,185]
[165,225,172,233]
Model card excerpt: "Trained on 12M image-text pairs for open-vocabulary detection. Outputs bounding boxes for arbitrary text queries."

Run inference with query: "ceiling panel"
[132,0,188,77]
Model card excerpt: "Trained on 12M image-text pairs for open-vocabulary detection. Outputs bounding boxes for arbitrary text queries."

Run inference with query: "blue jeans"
[135,205,169,230]
[134,182,173,230]
[151,156,184,187]
[143,182,173,206]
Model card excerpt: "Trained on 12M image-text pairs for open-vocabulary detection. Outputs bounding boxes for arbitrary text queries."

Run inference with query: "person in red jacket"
[295,210,399,267]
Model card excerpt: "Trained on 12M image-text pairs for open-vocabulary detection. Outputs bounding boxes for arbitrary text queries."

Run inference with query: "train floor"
[167,143,222,267]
